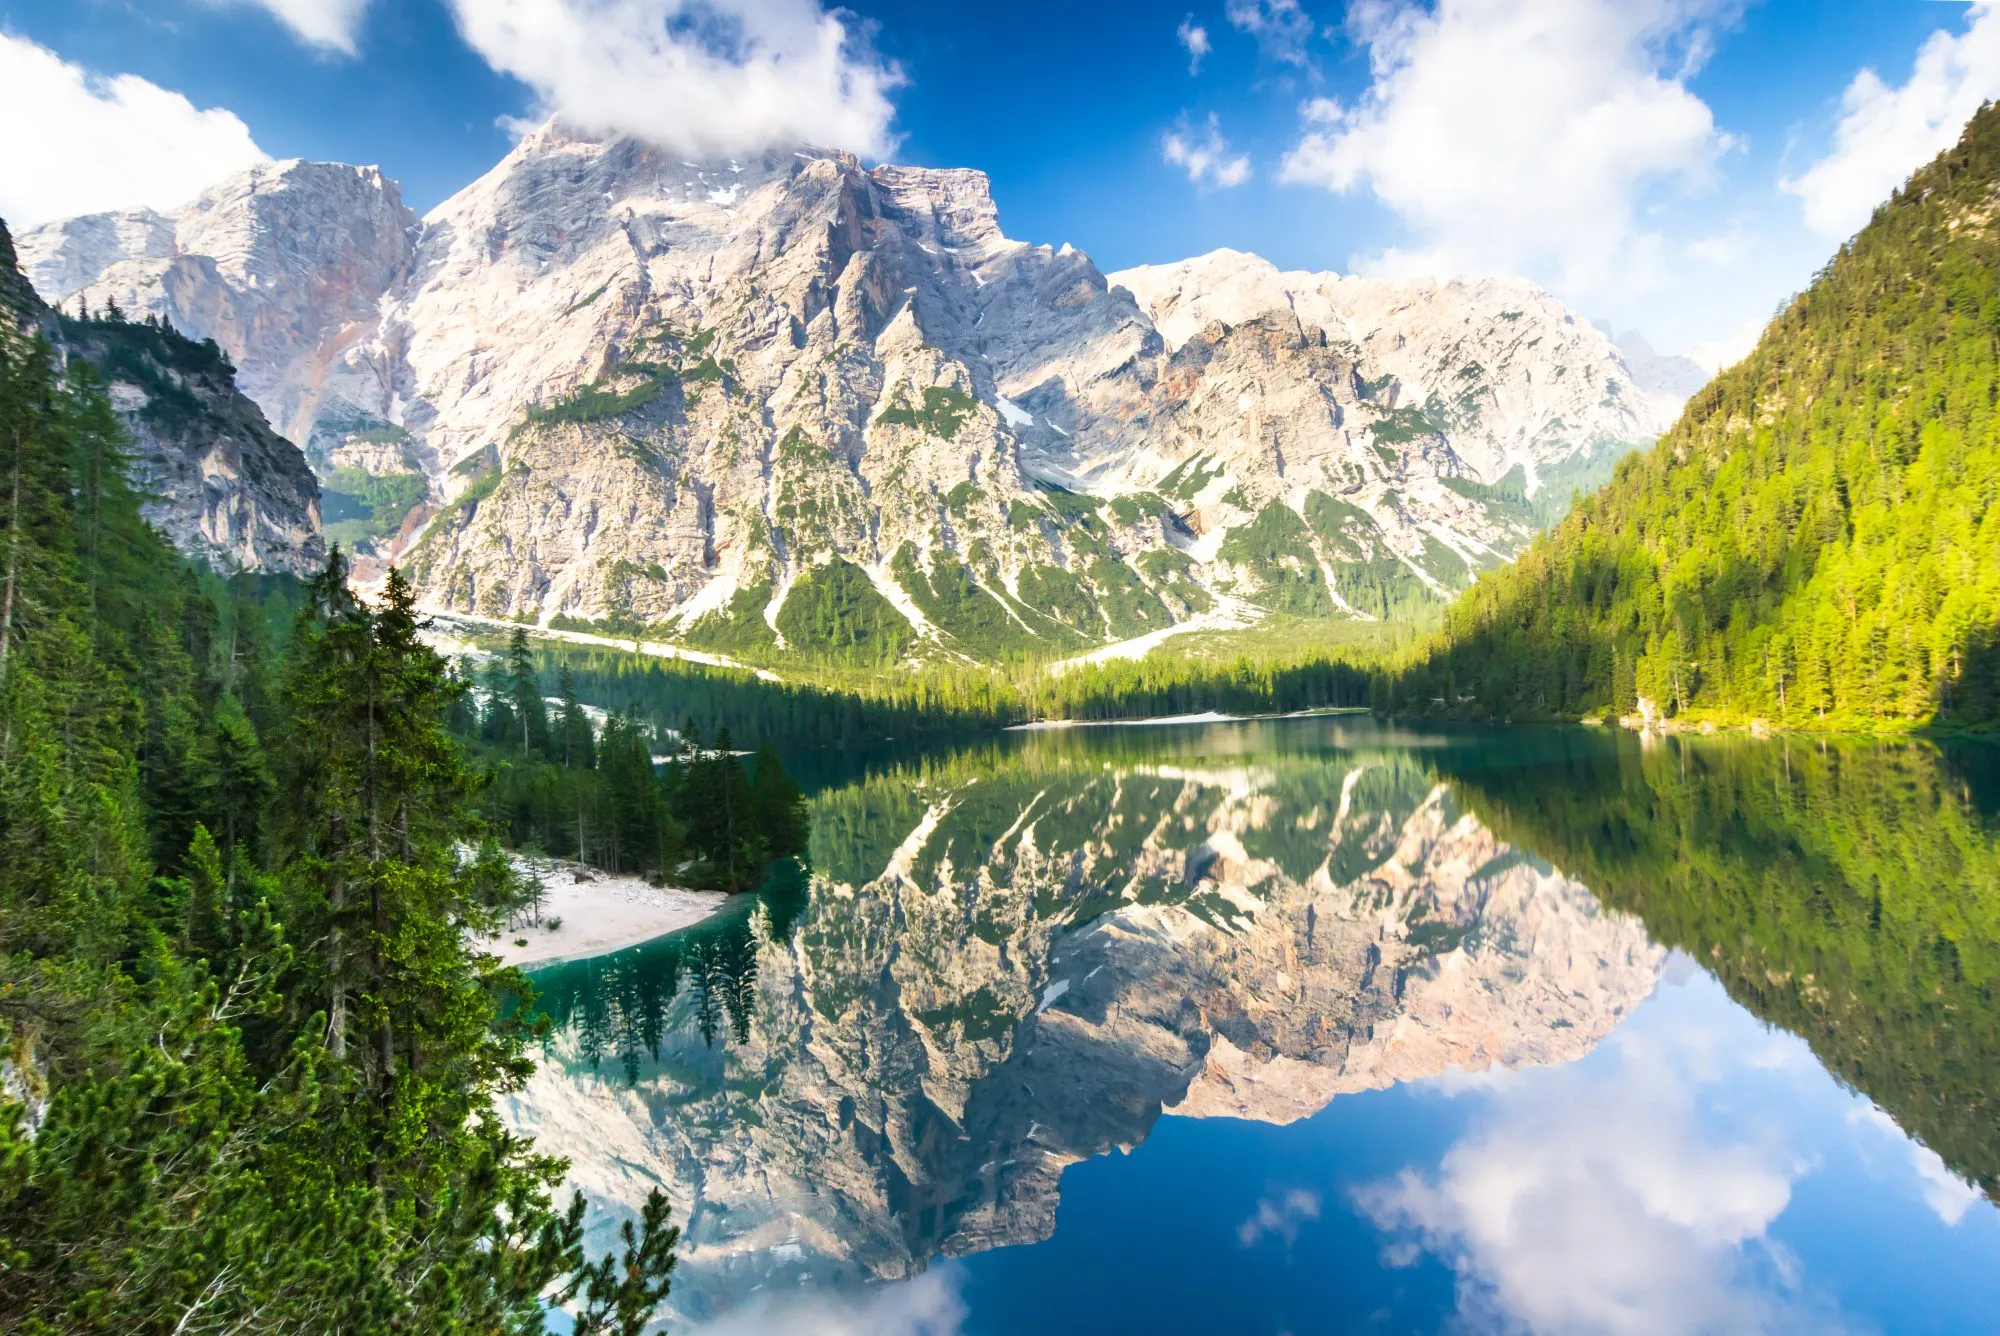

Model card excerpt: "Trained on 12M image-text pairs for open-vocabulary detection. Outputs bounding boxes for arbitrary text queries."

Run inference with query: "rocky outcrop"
[0,220,44,327]
[17,159,418,451]
[1114,248,1685,489]
[2,216,323,576]
[507,753,1665,1327]
[20,129,1701,654]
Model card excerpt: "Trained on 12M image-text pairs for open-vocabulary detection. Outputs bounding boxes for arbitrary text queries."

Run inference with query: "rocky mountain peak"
[19,157,417,449]
[1113,248,1680,491]
[18,134,1710,659]
[2,215,322,576]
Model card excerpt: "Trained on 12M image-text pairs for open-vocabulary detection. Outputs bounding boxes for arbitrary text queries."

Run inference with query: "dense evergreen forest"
[1439,731,2000,1197]
[1386,105,2000,731]
[460,630,808,887]
[0,267,677,1331]
[535,644,1021,746]
[518,636,1374,747]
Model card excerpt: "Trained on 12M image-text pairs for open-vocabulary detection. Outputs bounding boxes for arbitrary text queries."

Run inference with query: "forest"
[0,300,678,1331]
[512,635,1375,752]
[458,629,809,888]
[1383,104,2000,733]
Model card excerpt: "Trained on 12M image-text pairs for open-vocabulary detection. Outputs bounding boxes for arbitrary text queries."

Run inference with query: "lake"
[514,716,2000,1334]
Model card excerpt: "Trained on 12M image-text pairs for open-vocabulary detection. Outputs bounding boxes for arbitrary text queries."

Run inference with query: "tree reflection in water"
[532,857,809,1080]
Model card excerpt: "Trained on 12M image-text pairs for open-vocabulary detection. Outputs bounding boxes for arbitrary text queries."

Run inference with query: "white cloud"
[1163,114,1252,189]
[1355,987,1819,1336]
[448,0,903,160]
[1782,1,2000,238]
[1280,0,1733,300]
[0,33,268,231]
[1237,1187,1322,1248]
[1685,228,1752,267]
[221,0,373,54]
[690,1266,966,1336]
[1179,16,1213,74]
[1848,1106,1985,1227]
[1226,0,1317,67]
[1687,315,1763,374]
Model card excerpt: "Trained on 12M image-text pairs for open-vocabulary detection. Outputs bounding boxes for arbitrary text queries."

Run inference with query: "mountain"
[512,751,1663,1325]
[20,127,1695,664]
[1609,327,1710,409]
[1393,105,2000,731]
[0,217,323,577]
[0,220,41,326]
[1113,249,1685,489]
[16,159,419,452]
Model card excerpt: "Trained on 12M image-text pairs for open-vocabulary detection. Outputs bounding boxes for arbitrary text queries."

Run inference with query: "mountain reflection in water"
[511,720,2000,1335]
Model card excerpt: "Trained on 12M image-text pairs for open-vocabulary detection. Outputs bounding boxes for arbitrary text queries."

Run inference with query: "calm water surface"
[518,718,2000,1334]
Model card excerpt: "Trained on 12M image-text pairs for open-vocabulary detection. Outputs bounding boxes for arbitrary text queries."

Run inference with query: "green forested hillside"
[0,221,674,1331]
[1389,105,2000,730]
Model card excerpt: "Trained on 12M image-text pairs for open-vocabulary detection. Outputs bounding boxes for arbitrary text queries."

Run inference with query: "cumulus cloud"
[449,0,902,159]
[1782,1,2000,238]
[1226,0,1318,67]
[1179,15,1212,74]
[1163,114,1252,189]
[221,0,373,53]
[0,33,268,231]
[1237,1188,1322,1248]
[1687,316,1763,374]
[1354,984,1832,1336]
[1848,1106,1984,1227]
[690,1266,966,1336]
[1280,0,1734,299]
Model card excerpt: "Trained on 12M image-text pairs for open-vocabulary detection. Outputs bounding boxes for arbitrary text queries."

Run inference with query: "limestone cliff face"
[506,755,1664,1325]
[2,217,323,576]
[21,130,1702,652]
[17,160,418,451]
[0,220,43,327]
[1112,249,1689,490]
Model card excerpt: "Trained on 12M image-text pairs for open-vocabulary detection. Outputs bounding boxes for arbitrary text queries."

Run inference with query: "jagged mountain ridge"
[20,126,1700,659]
[0,218,323,576]
[512,752,1665,1327]
[1112,249,1695,488]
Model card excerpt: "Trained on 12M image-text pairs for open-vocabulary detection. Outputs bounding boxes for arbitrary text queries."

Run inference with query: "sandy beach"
[480,858,729,968]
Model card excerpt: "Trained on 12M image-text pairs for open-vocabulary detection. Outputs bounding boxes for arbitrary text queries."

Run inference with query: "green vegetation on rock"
[1219,502,1335,617]
[321,465,427,548]
[875,384,977,440]
[776,559,914,667]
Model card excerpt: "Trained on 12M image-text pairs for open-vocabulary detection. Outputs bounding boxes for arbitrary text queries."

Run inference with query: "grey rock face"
[18,160,420,449]
[3,216,324,577]
[68,320,326,577]
[21,129,1703,652]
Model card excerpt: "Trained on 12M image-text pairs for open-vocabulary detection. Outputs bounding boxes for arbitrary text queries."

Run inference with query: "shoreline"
[479,858,730,969]
[1009,706,1369,732]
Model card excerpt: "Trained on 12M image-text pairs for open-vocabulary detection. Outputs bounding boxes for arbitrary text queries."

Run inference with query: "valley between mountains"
[17,122,1700,672]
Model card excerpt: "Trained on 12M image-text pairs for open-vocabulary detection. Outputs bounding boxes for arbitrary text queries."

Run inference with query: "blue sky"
[2,0,1997,362]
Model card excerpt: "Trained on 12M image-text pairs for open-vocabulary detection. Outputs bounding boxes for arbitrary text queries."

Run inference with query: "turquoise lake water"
[523,717,2000,1334]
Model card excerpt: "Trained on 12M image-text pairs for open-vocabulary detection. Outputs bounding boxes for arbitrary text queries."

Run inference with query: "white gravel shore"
[480,858,729,968]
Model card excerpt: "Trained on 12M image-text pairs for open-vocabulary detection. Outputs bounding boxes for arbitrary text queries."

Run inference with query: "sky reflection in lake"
[520,720,1999,1335]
